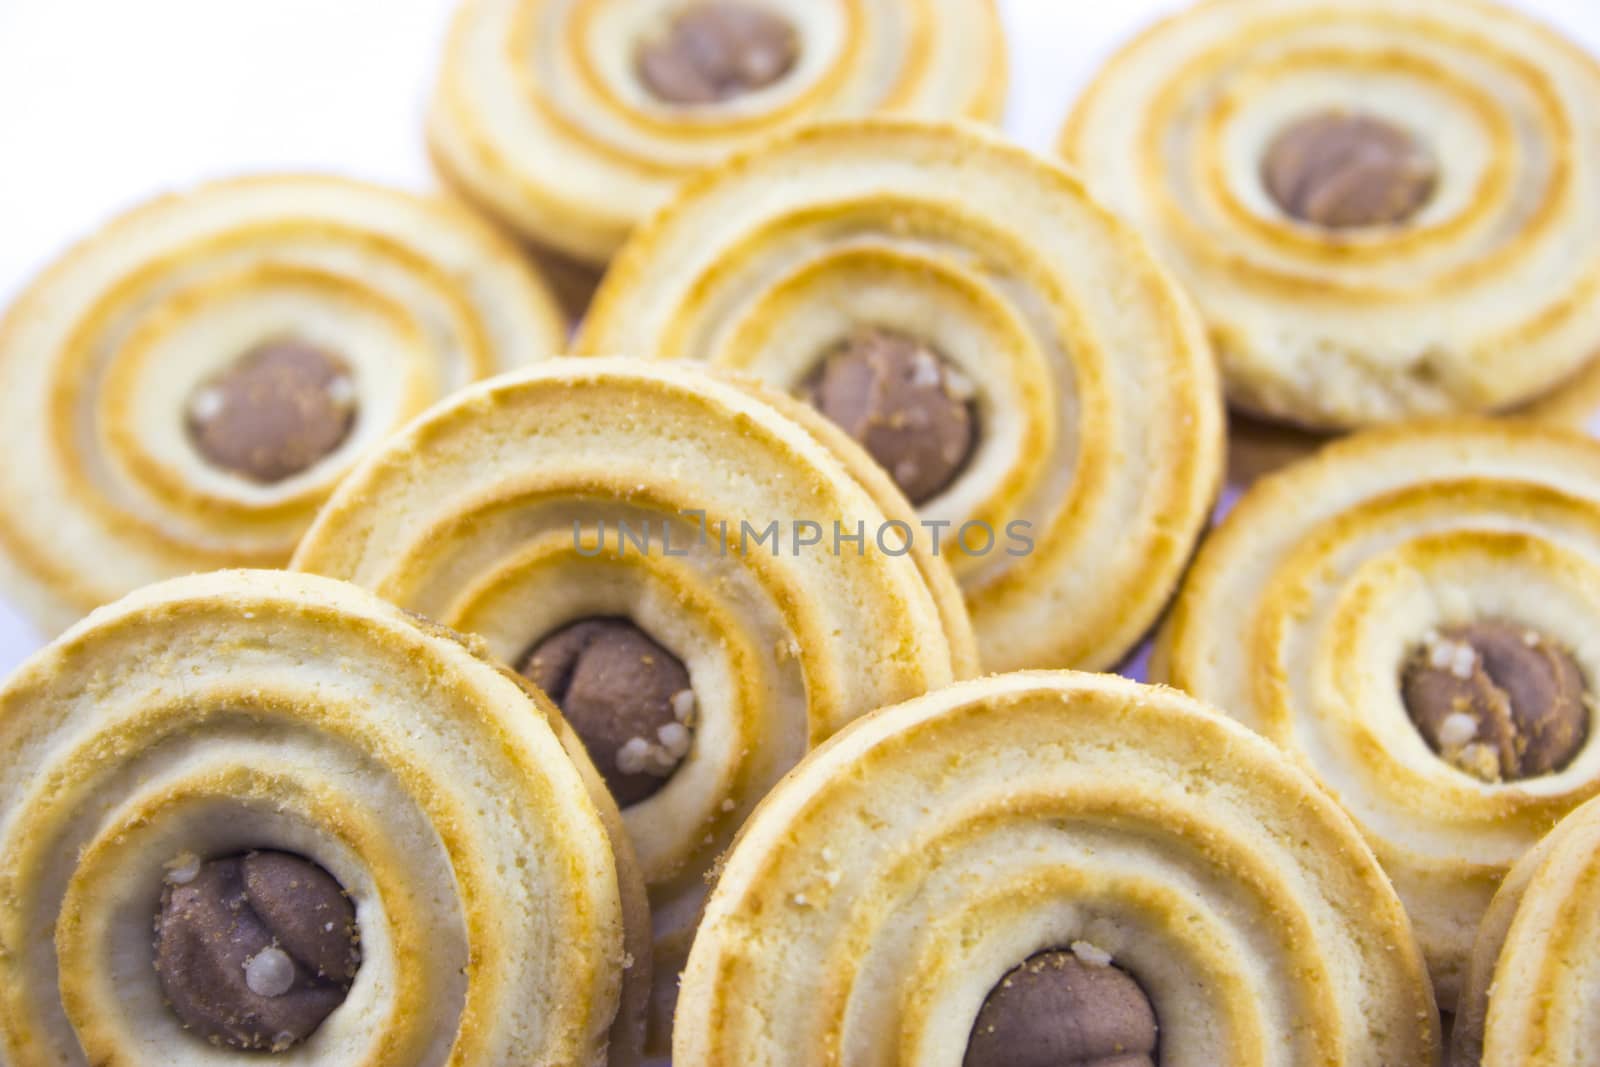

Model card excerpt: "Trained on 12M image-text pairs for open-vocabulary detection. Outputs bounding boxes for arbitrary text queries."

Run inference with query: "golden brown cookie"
[1155,419,1600,1008]
[0,570,649,1066]
[427,0,1008,265]
[1061,0,1600,430]
[577,118,1225,672]
[0,176,565,637]
[675,671,1440,1065]
[291,357,974,1051]
[1453,793,1600,1066]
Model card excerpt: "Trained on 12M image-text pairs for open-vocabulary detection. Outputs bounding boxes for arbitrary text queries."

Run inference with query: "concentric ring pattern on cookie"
[577,118,1225,672]
[0,570,650,1067]
[674,671,1439,1066]
[0,176,566,637]
[1154,419,1600,1009]
[427,0,1008,265]
[291,357,974,1051]
[1060,0,1600,430]
[1454,793,1600,1067]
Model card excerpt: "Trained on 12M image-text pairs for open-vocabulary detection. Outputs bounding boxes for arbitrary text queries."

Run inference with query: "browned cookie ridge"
[429,1,1007,263]
[0,570,649,1066]
[289,360,971,1057]
[1154,421,1600,1007]
[0,177,566,637]
[1061,0,1600,428]
[672,673,1438,1064]
[577,123,1225,673]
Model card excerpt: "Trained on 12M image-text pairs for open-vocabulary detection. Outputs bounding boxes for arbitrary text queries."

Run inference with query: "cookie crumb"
[244,947,295,998]
[189,387,226,422]
[658,722,692,759]
[1070,940,1113,967]
[616,737,653,776]
[671,688,697,723]
[1437,711,1479,749]
[164,851,202,886]
[326,375,357,407]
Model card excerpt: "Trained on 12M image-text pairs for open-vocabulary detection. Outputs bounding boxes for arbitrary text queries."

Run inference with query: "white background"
[0,0,1597,676]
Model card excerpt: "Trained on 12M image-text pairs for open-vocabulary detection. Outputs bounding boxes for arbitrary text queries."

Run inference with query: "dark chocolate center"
[154,850,360,1053]
[1262,111,1438,229]
[806,327,978,506]
[1401,619,1590,782]
[964,948,1159,1067]
[520,617,696,807]
[186,340,356,484]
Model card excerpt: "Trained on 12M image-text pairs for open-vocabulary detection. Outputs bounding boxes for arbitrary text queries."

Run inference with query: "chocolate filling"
[1262,111,1437,229]
[186,340,356,484]
[154,850,360,1053]
[965,948,1159,1067]
[806,327,978,506]
[520,617,696,807]
[638,2,798,105]
[1401,619,1590,782]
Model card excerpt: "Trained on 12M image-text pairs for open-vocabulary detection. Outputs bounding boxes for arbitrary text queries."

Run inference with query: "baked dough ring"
[291,357,974,1049]
[0,569,649,1067]
[577,118,1225,672]
[0,176,565,637]
[427,0,1007,264]
[675,670,1439,1066]
[1155,420,1600,1007]
[1060,0,1600,429]
[1454,793,1600,1066]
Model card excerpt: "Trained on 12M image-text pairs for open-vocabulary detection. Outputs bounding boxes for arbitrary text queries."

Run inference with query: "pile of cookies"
[0,1,1596,1064]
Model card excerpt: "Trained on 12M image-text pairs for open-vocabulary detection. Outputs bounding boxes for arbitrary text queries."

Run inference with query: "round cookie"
[577,118,1225,672]
[674,671,1439,1066]
[0,570,649,1066]
[291,357,975,1051]
[0,175,566,637]
[1453,793,1600,1066]
[1154,419,1600,1008]
[1060,0,1600,429]
[427,0,1007,265]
